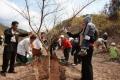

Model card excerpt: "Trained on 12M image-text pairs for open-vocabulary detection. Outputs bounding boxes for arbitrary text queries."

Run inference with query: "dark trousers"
[50,44,56,56]
[2,43,17,72]
[63,48,71,61]
[16,54,28,64]
[81,46,93,80]
[71,46,81,64]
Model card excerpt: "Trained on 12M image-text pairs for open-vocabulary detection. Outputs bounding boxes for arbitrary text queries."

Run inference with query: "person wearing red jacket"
[60,35,72,63]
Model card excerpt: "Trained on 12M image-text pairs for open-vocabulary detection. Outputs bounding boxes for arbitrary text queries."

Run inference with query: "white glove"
[85,35,90,40]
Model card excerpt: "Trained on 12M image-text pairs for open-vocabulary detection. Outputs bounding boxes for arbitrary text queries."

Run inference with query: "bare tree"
[2,0,97,79]
[3,0,96,44]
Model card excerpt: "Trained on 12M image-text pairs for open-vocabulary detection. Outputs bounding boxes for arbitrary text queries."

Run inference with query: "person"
[60,35,72,64]
[41,32,48,47]
[109,42,119,61]
[64,28,82,65]
[0,36,2,45]
[32,37,47,58]
[95,38,107,53]
[0,35,4,45]
[50,36,59,59]
[69,37,74,42]
[80,15,98,80]
[102,32,108,49]
[16,34,36,64]
[80,15,98,56]
[0,21,29,76]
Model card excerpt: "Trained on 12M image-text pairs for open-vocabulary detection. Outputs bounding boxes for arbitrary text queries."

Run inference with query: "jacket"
[62,38,72,48]
[4,28,28,44]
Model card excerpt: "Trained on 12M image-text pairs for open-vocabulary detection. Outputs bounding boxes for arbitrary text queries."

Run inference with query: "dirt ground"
[0,46,120,80]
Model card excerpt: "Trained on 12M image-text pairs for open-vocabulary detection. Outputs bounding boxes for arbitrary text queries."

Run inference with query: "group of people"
[96,32,120,60]
[50,15,98,80]
[50,15,120,80]
[0,21,47,76]
[95,32,108,52]
[1,15,119,80]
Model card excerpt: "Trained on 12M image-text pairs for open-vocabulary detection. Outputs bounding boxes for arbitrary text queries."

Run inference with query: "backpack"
[92,29,99,42]
[83,23,99,42]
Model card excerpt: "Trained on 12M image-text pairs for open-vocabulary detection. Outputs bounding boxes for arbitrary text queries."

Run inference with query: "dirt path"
[64,54,120,80]
[0,47,120,80]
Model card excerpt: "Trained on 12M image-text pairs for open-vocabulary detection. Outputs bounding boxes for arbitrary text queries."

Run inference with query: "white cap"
[111,42,116,46]
[60,35,64,38]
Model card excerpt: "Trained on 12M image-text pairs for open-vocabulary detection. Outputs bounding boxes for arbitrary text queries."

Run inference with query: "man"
[50,36,59,59]
[60,35,72,63]
[16,34,36,64]
[41,32,48,47]
[32,37,47,58]
[80,15,98,80]
[64,28,82,65]
[0,21,28,76]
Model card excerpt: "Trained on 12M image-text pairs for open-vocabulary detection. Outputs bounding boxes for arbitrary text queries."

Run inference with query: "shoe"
[8,71,17,73]
[72,63,77,66]
[0,71,6,76]
[72,64,77,66]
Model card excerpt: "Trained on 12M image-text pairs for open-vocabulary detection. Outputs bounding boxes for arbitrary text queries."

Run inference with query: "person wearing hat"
[80,15,98,80]
[109,42,119,61]
[0,21,29,76]
[16,34,36,64]
[60,35,72,64]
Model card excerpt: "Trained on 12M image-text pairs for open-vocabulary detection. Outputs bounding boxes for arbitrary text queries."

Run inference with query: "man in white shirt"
[32,38,47,57]
[16,34,36,64]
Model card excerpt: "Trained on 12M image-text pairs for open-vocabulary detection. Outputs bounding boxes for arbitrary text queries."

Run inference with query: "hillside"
[49,13,120,39]
[0,24,8,35]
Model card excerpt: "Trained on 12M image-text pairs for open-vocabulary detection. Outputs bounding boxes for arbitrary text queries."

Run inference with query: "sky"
[0,0,110,31]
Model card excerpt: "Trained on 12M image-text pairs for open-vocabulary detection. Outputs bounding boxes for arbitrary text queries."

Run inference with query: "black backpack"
[92,29,99,42]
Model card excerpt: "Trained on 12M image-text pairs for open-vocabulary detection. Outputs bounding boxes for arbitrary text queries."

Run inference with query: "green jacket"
[109,47,119,58]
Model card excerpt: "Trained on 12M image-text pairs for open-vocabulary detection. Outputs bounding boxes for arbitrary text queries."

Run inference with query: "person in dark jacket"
[64,29,82,65]
[50,37,59,59]
[0,21,29,76]
[80,15,98,80]
[65,15,98,80]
